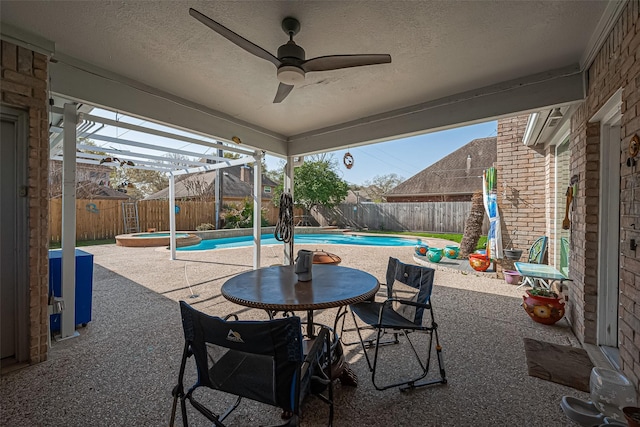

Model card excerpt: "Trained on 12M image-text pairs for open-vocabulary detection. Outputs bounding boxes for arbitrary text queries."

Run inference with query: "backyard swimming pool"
[177,233,418,251]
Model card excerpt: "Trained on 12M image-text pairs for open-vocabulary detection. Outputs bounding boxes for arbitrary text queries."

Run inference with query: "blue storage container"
[48,249,94,332]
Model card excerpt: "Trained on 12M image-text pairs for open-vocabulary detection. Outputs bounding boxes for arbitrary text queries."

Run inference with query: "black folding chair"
[170,301,334,426]
[349,257,447,391]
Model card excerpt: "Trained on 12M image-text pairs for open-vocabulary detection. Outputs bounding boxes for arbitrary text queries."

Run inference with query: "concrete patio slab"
[1,239,594,426]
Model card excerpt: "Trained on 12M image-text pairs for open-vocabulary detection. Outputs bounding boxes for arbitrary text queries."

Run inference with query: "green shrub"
[196,223,216,231]
[222,199,269,229]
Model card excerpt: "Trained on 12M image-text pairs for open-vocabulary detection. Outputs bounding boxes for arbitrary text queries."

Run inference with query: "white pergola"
[50,102,286,340]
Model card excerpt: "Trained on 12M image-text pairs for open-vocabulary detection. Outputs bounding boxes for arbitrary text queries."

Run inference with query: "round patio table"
[222,264,379,385]
[222,264,379,337]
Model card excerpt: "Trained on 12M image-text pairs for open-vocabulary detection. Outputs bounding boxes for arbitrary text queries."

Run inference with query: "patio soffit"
[0,1,623,157]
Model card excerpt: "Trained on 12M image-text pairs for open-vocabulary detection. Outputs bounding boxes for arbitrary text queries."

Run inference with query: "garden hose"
[274,192,294,243]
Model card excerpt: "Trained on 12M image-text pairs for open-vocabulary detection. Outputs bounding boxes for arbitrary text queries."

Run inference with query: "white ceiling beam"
[72,111,256,157]
[67,151,187,169]
[71,130,235,163]
[74,144,212,167]
[287,65,585,156]
[171,156,252,176]
[49,58,288,155]
[51,155,175,173]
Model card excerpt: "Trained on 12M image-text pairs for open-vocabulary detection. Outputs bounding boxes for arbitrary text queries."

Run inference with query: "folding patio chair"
[518,236,549,289]
[170,301,334,427]
[349,257,447,391]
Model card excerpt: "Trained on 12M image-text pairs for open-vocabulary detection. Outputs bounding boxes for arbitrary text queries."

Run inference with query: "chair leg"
[170,342,190,427]
[369,310,447,391]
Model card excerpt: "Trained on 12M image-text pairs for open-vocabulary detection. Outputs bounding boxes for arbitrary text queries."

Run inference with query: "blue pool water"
[177,233,418,251]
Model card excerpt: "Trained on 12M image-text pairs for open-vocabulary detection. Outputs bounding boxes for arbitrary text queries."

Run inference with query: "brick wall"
[1,41,50,363]
[496,115,549,273]
[570,1,640,389]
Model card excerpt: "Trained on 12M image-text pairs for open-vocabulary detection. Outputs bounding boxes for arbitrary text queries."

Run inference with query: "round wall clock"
[343,152,354,169]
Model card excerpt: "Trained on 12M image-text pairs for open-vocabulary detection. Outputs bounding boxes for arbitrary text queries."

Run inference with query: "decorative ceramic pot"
[444,245,460,259]
[426,247,444,263]
[522,289,565,325]
[414,243,429,257]
[468,253,490,272]
[503,270,521,285]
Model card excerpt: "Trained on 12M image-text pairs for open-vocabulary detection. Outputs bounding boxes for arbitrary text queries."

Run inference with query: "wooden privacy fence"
[49,199,286,242]
[314,202,489,234]
[49,199,488,242]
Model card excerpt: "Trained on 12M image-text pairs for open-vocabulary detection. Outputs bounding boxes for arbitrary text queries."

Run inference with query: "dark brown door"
[1,106,29,365]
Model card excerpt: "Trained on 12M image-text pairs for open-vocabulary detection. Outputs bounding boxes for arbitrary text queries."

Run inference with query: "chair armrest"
[382,298,431,310]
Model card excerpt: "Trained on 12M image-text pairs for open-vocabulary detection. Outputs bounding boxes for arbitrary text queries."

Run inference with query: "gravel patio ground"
[1,236,596,426]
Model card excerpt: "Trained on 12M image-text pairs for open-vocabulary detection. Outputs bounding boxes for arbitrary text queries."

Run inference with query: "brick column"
[1,41,50,363]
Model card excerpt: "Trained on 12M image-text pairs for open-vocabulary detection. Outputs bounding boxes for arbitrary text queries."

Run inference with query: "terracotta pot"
[468,253,490,272]
[522,290,565,325]
[313,251,341,265]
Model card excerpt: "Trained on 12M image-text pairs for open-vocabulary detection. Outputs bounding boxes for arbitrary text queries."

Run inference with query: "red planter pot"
[468,253,490,272]
[522,290,565,325]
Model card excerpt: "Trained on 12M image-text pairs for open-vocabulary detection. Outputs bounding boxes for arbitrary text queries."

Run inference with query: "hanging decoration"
[343,151,354,169]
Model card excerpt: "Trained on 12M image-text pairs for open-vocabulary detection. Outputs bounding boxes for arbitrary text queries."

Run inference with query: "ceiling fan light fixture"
[277,65,305,85]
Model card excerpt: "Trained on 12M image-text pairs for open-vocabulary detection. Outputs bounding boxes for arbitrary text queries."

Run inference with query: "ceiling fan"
[189,8,392,103]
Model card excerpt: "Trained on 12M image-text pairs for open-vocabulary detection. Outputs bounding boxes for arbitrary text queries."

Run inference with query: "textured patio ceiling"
[1,1,623,157]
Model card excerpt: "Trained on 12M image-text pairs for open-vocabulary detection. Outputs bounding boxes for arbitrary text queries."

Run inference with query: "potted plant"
[522,288,565,325]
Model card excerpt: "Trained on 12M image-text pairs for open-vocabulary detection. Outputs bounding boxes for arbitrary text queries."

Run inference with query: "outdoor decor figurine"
[444,245,460,259]
[414,241,429,256]
[426,247,444,263]
[522,288,565,325]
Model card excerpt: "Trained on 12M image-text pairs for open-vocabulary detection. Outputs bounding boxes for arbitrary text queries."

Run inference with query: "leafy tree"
[110,167,168,200]
[222,199,269,228]
[274,156,349,213]
[363,173,405,202]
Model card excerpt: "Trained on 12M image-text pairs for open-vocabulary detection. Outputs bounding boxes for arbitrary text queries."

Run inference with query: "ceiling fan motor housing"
[277,65,305,85]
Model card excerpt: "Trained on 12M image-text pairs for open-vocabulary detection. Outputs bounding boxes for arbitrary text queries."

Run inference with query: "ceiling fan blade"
[273,83,294,103]
[189,8,281,68]
[301,54,391,72]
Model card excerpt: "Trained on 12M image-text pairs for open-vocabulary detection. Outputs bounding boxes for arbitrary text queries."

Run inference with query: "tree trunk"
[460,191,485,257]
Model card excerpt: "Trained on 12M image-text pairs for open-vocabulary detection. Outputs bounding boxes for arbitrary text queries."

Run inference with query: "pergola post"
[169,173,177,260]
[215,148,223,229]
[60,103,79,340]
[252,152,263,269]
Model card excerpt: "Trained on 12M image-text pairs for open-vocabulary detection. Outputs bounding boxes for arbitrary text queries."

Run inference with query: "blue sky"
[88,108,496,186]
[265,121,497,185]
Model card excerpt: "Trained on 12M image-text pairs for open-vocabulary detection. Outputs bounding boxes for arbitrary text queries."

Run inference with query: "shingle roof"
[144,165,278,200]
[385,137,496,197]
[70,181,132,199]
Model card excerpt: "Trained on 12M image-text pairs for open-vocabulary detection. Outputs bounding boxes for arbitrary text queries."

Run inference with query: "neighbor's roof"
[50,181,132,200]
[145,165,278,200]
[385,137,496,198]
